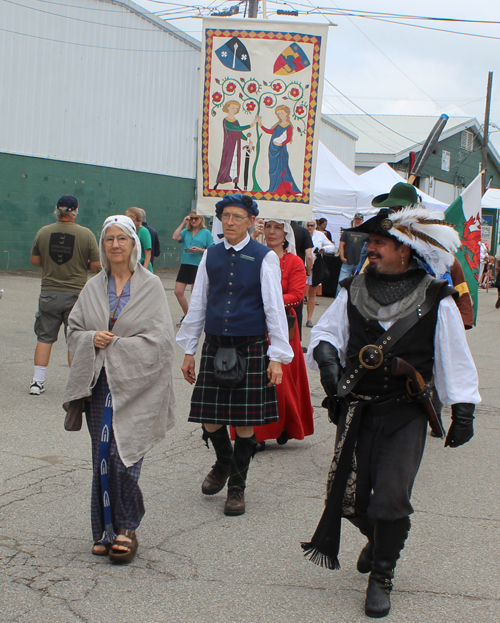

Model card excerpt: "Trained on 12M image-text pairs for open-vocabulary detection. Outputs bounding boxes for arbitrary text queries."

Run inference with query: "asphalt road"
[1,270,499,623]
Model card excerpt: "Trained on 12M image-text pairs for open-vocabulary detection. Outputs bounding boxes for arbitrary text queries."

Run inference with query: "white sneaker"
[29,381,45,395]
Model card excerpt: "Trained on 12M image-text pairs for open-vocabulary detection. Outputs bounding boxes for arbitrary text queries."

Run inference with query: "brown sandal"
[109,529,138,564]
[92,541,111,556]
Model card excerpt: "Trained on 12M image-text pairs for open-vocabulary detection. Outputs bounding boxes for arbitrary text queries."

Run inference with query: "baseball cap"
[57,195,79,211]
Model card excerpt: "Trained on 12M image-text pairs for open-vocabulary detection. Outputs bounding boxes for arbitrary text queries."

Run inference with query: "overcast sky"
[138,0,500,151]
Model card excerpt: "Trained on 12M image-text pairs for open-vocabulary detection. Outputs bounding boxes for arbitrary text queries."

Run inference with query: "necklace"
[109,276,131,325]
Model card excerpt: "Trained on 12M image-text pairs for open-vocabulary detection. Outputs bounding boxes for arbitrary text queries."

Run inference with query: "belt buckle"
[359,344,384,370]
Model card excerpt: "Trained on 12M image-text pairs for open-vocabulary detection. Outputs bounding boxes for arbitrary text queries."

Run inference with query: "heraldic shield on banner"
[198,18,329,220]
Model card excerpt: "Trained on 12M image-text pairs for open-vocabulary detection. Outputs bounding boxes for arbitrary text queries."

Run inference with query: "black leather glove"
[313,341,342,402]
[445,403,475,448]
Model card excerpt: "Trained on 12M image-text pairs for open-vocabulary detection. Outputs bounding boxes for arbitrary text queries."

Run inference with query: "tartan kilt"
[188,334,279,426]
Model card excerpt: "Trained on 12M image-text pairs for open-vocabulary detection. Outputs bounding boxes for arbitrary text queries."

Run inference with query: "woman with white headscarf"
[63,215,176,564]
[247,219,314,449]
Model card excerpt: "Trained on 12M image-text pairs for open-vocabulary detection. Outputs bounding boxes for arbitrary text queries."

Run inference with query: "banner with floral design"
[197,18,329,219]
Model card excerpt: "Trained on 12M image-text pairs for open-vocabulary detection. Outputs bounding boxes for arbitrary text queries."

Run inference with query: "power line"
[0,25,199,51]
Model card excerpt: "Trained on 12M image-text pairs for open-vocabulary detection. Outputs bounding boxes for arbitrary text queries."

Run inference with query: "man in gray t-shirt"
[336,213,368,295]
[29,195,101,395]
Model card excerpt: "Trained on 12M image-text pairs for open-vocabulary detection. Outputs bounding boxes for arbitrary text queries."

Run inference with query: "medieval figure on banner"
[214,101,258,190]
[257,105,301,196]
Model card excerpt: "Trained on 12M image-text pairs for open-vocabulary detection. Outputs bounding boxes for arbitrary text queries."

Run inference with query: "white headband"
[99,215,142,272]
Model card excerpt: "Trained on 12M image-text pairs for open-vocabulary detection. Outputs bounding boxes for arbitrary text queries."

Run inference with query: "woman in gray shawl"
[64,215,176,563]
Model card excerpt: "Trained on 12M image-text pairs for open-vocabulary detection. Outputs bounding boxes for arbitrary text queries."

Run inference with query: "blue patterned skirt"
[86,370,144,542]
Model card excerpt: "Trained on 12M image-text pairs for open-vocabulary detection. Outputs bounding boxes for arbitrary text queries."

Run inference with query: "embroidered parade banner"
[198,18,329,219]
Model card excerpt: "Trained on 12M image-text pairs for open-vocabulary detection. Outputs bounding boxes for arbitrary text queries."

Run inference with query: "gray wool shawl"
[63,265,176,467]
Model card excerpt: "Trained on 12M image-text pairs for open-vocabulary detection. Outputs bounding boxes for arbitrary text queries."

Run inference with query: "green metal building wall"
[398,133,500,189]
[0,152,196,270]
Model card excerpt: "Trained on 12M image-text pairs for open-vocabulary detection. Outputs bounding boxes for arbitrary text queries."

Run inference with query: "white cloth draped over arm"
[306,288,350,370]
[261,251,294,364]
[433,296,481,406]
[175,251,209,355]
[313,230,336,255]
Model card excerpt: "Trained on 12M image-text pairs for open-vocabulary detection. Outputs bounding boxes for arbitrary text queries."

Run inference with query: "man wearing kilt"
[177,194,293,515]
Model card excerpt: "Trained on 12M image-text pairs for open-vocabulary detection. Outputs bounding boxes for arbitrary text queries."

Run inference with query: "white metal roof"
[323,114,480,158]
[0,0,201,178]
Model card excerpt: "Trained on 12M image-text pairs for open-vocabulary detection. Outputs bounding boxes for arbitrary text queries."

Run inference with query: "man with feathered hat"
[177,194,293,516]
[302,205,480,618]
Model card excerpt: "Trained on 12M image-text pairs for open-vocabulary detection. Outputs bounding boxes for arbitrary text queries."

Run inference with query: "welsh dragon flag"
[445,174,482,324]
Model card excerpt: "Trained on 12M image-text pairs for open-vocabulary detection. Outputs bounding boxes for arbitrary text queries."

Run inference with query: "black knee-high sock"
[228,434,257,489]
[203,426,233,466]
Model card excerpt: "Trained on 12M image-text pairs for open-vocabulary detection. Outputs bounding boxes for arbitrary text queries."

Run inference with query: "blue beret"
[215,194,259,219]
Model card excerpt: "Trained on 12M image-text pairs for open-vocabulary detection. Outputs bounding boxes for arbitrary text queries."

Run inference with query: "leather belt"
[337,280,444,397]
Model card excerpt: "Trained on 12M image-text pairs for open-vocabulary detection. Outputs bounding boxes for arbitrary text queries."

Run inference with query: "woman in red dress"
[252,219,314,448]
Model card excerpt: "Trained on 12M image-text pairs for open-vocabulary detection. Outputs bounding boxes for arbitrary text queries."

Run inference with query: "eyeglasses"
[221,213,248,223]
[189,217,201,221]
[103,236,130,245]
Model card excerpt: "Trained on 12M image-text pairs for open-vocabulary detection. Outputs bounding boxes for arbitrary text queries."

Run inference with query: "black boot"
[225,434,257,515]
[348,516,375,574]
[365,517,411,618]
[201,426,233,495]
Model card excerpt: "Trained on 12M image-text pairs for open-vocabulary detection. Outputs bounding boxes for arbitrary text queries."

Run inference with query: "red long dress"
[254,252,314,443]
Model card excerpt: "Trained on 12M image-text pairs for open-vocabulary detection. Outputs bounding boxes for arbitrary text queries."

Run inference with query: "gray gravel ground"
[1,270,499,623]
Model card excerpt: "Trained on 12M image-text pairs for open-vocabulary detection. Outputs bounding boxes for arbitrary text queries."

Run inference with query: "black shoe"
[255,441,266,453]
[496,296,500,309]
[365,571,393,618]
[365,517,410,618]
[276,429,288,445]
[201,461,231,495]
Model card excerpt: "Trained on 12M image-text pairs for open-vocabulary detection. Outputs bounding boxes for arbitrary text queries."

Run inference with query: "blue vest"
[205,238,271,336]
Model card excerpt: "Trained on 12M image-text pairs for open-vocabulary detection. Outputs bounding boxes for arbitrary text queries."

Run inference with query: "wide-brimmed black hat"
[344,208,394,237]
[344,206,461,277]
[371,183,418,208]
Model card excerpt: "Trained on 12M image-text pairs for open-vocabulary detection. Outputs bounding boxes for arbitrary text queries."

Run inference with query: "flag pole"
[481,71,493,196]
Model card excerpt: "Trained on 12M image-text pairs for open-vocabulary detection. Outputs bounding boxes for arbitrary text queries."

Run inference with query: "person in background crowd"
[63,215,176,564]
[305,221,335,328]
[139,208,160,265]
[177,194,292,516]
[291,221,313,340]
[29,195,101,395]
[247,219,313,451]
[172,211,214,325]
[125,207,153,273]
[304,207,479,619]
[336,212,368,295]
[316,217,333,242]
[495,245,500,309]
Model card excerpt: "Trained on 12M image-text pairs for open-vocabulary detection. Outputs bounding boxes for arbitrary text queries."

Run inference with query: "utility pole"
[482,71,493,195]
[248,0,259,18]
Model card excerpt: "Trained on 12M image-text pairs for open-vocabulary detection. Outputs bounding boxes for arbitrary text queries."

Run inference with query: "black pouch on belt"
[213,347,247,389]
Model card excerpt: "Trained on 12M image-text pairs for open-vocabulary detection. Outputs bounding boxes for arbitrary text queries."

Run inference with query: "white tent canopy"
[312,143,447,244]
[482,188,500,209]
[360,163,448,212]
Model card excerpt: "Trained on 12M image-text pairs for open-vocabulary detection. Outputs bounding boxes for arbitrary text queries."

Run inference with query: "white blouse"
[306,288,481,406]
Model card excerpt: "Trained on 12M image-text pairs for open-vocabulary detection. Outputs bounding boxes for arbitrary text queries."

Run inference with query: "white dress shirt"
[306,288,481,406]
[176,234,294,364]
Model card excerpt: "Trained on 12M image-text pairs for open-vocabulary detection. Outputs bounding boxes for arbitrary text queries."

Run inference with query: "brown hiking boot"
[201,461,231,495]
[224,486,246,515]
